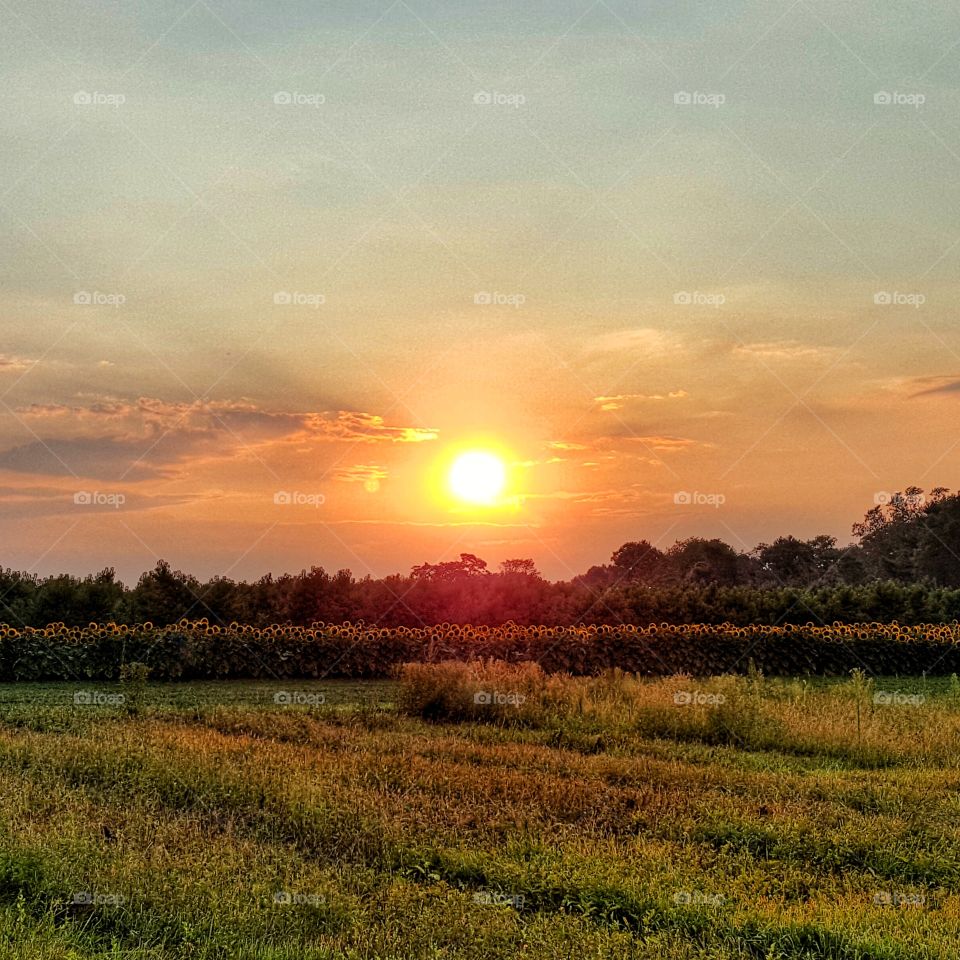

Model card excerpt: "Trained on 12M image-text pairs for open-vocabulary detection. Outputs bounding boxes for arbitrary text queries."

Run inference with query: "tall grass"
[397,660,959,763]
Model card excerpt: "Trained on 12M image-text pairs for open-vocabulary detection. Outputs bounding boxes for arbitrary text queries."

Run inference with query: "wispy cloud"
[545,440,589,451]
[585,328,679,357]
[733,341,832,361]
[332,463,388,484]
[905,375,960,398]
[2,396,437,480]
[594,390,687,411]
[0,355,35,372]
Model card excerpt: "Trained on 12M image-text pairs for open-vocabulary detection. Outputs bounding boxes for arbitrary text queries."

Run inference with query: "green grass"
[0,672,957,958]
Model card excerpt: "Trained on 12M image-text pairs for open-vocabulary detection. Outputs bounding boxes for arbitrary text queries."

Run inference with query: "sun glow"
[447,450,507,505]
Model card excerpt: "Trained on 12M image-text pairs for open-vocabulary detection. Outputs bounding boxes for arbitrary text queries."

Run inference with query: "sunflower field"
[0,619,959,680]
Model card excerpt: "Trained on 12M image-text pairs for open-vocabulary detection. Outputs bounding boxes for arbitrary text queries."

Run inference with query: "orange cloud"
[594,390,688,411]
[3,396,437,481]
[0,355,34,372]
[332,464,388,483]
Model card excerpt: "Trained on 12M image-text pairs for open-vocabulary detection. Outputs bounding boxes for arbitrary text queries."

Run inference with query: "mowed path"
[0,680,957,959]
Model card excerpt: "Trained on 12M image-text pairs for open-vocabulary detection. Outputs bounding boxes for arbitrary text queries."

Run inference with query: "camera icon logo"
[873,91,892,105]
[273,491,292,505]
[674,91,692,105]
[473,691,492,705]
[73,91,92,105]
[273,291,292,305]
[473,291,492,305]
[273,891,292,905]
[873,291,892,305]
[673,291,692,305]
[73,291,92,305]
[673,691,692,705]
[673,491,692,505]
[73,491,92,505]
[473,91,492,105]
[273,92,292,105]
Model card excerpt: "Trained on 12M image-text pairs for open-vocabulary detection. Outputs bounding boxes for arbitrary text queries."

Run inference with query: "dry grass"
[0,674,957,958]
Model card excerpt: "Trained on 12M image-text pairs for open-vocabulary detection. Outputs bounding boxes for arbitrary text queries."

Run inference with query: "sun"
[448,450,507,505]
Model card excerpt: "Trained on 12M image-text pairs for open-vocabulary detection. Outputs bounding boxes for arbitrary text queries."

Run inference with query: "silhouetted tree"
[411,553,489,582]
[499,558,541,578]
[610,540,667,583]
[131,560,202,624]
[668,538,742,585]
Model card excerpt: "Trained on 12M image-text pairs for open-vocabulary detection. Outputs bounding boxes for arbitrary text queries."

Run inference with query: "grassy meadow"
[0,666,958,958]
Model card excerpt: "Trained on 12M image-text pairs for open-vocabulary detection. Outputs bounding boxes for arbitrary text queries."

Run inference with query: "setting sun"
[448,451,507,506]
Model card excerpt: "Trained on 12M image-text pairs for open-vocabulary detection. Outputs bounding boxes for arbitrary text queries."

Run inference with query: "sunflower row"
[0,620,957,681]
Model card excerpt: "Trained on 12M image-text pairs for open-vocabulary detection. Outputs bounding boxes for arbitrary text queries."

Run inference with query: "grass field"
[0,669,957,959]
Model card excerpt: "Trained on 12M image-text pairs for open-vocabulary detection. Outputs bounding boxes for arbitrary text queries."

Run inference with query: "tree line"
[3,486,960,627]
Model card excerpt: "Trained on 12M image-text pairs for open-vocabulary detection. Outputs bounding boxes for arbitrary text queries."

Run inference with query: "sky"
[2,0,960,584]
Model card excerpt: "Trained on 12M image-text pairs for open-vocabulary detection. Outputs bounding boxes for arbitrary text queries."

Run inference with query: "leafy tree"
[914,494,960,587]
[411,553,489,582]
[131,560,202,624]
[499,558,541,578]
[668,538,742,585]
[754,535,845,586]
[610,540,667,583]
[853,487,950,581]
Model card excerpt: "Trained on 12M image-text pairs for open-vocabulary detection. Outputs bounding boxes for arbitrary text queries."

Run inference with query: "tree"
[914,494,960,587]
[668,538,742,585]
[411,553,489,581]
[754,535,843,586]
[610,540,667,582]
[853,487,950,582]
[499,559,541,578]
[131,560,201,624]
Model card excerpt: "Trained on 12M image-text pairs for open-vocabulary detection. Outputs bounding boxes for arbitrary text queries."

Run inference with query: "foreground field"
[0,670,957,959]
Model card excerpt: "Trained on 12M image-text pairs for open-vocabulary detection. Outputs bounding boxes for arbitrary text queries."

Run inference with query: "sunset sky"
[2,0,960,582]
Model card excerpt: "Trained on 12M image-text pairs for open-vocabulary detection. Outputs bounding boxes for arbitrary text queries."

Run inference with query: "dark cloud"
[908,376,960,398]
[1,396,437,481]
[0,437,177,481]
